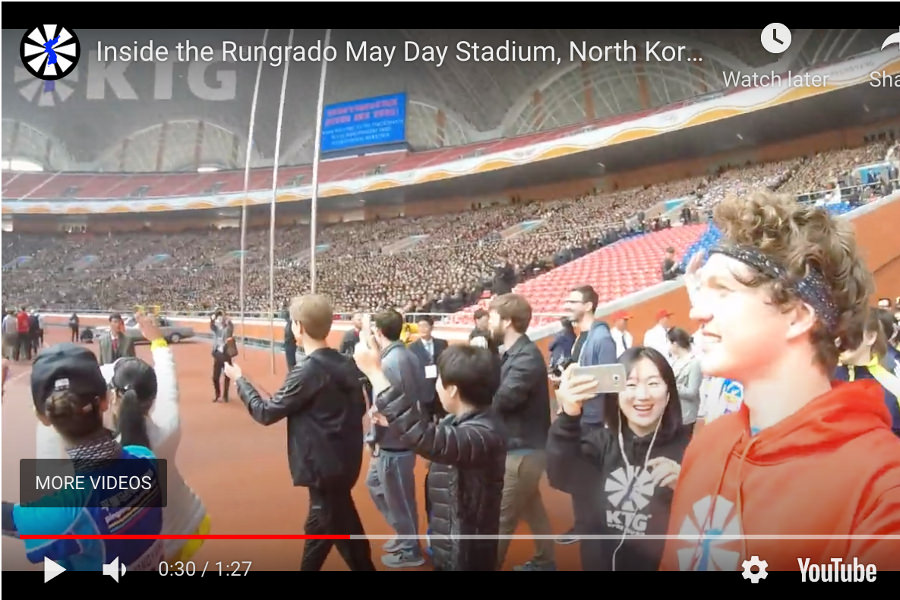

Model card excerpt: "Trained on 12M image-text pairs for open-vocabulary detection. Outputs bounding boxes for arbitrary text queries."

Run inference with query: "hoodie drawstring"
[735,435,760,563]
[690,432,741,570]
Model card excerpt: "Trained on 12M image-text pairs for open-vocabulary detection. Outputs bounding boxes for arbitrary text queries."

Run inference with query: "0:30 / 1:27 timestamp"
[158,561,252,576]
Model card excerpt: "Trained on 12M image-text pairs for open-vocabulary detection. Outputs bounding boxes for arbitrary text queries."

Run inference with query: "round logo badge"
[20,25,80,82]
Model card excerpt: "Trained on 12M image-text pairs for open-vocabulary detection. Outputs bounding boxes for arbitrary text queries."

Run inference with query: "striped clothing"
[12,446,164,571]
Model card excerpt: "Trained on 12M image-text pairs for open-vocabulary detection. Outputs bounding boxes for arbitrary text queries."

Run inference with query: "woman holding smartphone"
[546,346,692,571]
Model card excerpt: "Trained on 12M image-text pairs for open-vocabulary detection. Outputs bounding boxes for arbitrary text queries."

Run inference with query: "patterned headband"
[708,244,840,333]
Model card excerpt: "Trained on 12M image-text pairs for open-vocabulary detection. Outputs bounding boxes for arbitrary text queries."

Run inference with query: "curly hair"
[713,191,874,372]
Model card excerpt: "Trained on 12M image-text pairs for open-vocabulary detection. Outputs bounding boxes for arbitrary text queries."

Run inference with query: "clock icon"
[761,23,792,54]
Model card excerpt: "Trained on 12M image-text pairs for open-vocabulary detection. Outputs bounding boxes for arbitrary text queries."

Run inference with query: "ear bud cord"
[610,406,664,571]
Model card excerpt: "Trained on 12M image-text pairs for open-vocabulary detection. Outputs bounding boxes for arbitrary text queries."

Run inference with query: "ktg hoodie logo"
[676,495,743,571]
[604,465,656,534]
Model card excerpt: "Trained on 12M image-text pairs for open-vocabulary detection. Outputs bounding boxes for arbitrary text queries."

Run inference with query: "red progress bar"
[19,535,351,540]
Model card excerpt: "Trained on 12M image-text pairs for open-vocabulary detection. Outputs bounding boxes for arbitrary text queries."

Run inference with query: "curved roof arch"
[505,58,736,136]
[2,29,892,169]
[1,118,75,171]
[89,119,260,172]
[500,35,754,135]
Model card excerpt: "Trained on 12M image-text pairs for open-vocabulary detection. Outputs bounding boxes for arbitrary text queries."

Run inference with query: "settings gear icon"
[742,555,769,583]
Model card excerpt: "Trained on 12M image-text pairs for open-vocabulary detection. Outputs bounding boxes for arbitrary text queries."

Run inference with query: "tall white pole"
[269,29,294,374]
[309,28,332,295]
[239,29,269,355]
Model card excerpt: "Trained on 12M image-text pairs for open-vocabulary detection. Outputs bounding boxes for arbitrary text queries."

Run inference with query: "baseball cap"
[611,310,632,320]
[31,343,107,414]
[656,309,674,320]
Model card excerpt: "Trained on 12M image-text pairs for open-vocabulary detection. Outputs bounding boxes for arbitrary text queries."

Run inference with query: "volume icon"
[102,556,126,582]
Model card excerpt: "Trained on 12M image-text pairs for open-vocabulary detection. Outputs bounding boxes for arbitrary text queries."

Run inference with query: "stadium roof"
[2,28,892,172]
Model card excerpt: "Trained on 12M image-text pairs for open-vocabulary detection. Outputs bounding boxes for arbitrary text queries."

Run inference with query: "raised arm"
[545,368,607,492]
[376,386,505,467]
[228,361,326,426]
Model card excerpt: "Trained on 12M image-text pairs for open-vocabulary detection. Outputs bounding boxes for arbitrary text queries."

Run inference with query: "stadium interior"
[3,27,900,573]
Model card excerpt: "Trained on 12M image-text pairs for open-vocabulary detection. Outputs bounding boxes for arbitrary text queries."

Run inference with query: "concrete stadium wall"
[40,193,900,364]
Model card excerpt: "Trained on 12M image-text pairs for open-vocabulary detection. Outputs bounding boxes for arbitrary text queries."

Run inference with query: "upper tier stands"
[3,141,897,324]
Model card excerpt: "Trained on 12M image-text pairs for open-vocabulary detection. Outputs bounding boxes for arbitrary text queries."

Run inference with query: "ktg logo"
[18,25,80,106]
[16,28,238,107]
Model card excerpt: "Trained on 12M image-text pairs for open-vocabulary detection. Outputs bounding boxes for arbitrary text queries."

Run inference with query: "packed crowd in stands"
[779,143,892,196]
[3,141,897,316]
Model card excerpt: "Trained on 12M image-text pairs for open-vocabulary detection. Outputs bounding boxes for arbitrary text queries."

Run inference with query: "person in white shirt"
[643,309,673,360]
[110,314,209,564]
[35,313,209,565]
[36,313,45,349]
[2,311,17,360]
[609,310,634,358]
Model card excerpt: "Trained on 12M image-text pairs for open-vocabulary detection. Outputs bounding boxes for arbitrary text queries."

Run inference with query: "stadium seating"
[451,224,707,327]
[3,142,895,322]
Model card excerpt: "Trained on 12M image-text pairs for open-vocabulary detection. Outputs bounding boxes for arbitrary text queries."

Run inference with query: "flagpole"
[269,29,294,374]
[309,28,332,295]
[239,29,269,356]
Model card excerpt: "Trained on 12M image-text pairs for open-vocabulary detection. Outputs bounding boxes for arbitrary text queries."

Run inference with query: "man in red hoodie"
[659,191,900,573]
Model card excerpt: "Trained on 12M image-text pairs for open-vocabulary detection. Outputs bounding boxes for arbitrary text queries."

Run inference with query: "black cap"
[31,343,107,414]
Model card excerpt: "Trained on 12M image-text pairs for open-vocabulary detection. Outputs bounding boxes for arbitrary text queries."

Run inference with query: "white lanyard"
[611,412,663,571]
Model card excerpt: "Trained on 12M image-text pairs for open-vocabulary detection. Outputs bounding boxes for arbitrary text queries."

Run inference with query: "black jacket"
[340,328,360,356]
[492,263,516,295]
[408,337,449,421]
[375,386,506,571]
[546,413,691,571]
[494,335,551,451]
[235,348,366,489]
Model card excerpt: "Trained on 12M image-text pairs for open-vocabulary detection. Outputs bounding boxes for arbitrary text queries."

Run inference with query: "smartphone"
[570,363,627,393]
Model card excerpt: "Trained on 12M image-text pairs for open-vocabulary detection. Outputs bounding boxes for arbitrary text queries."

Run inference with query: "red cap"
[657,309,674,320]
[611,311,632,320]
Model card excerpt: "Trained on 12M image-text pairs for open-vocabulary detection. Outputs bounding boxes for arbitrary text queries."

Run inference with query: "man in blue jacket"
[556,285,618,545]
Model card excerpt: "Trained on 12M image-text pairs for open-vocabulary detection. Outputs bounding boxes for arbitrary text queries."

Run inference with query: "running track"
[2,328,582,571]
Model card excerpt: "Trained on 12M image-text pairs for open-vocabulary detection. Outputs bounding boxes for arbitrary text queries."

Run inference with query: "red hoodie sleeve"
[848,485,900,571]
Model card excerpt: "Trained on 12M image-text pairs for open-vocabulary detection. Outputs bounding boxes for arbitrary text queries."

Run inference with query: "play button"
[44,557,66,583]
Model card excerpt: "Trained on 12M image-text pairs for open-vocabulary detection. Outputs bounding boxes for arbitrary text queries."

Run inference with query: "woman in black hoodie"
[547,346,692,571]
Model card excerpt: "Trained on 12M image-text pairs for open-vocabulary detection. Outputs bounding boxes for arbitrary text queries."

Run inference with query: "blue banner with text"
[321,92,407,153]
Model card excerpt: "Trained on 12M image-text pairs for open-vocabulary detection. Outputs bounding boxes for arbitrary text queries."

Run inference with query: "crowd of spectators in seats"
[3,140,897,317]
